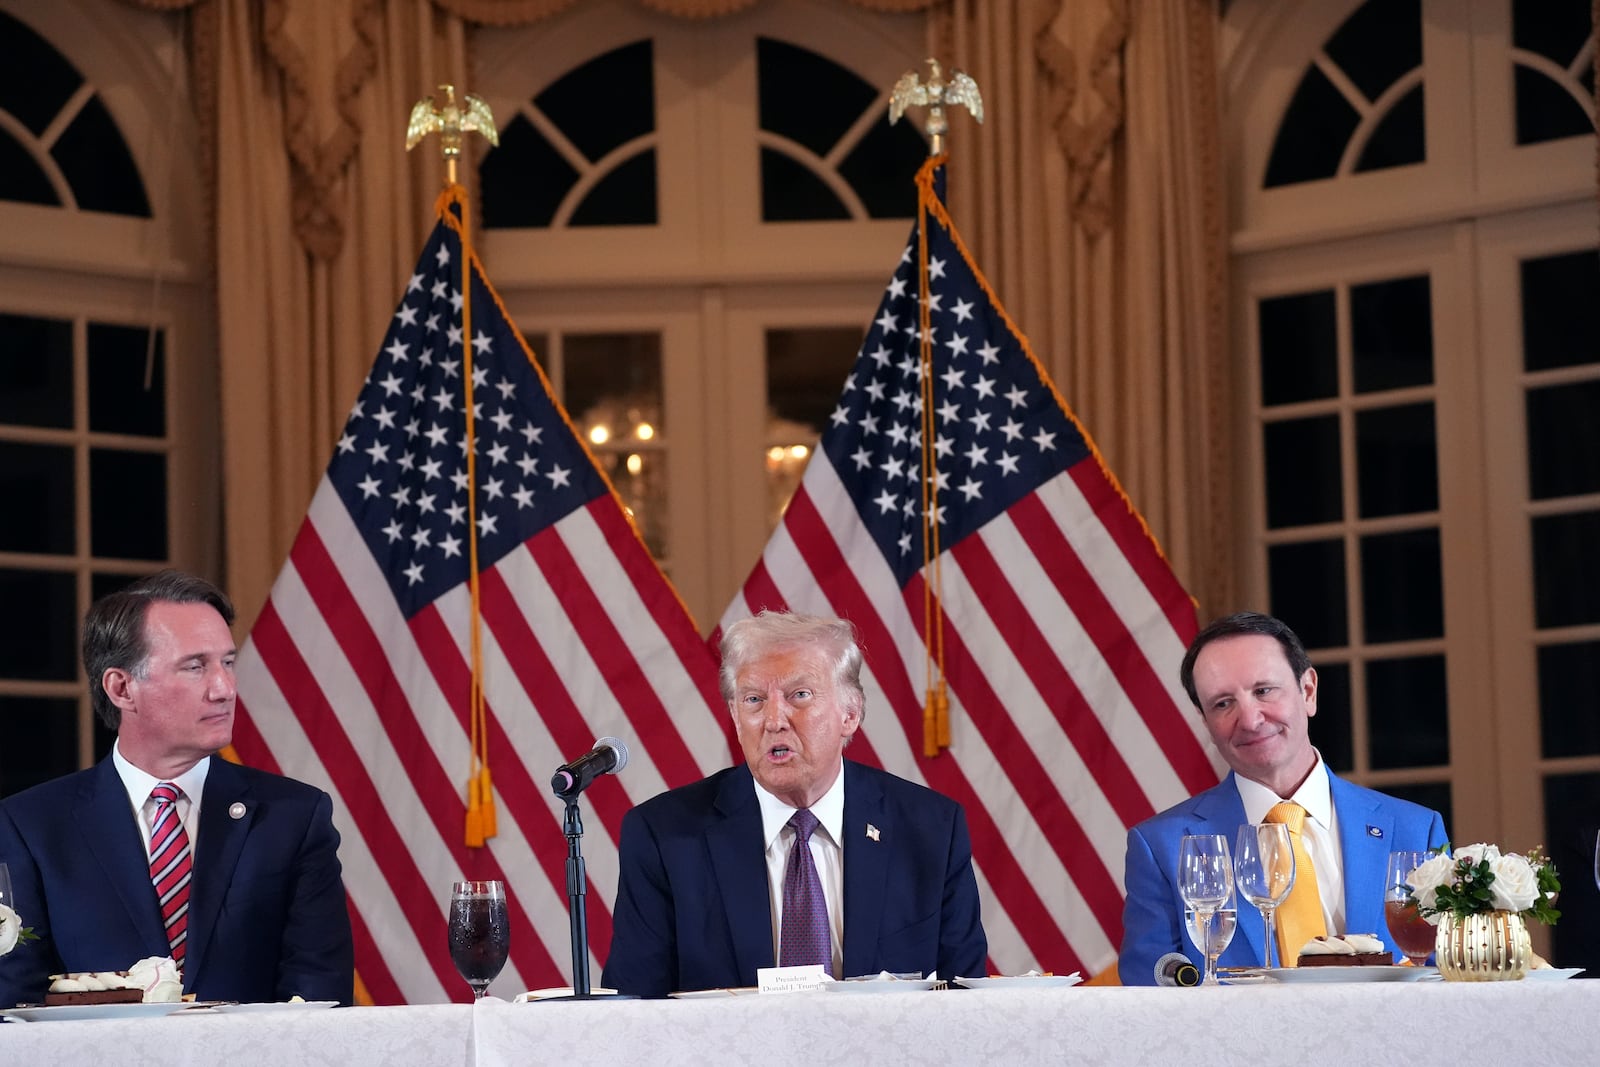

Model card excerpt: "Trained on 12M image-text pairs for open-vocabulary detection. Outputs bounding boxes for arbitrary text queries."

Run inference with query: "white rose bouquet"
[1404,842,1561,926]
[0,902,39,956]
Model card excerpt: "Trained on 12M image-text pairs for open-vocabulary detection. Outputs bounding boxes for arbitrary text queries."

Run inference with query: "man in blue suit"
[602,612,987,997]
[0,572,353,1007]
[1119,612,1448,984]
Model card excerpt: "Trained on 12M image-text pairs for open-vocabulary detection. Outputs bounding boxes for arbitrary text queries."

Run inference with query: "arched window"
[0,0,215,796]
[1227,0,1597,962]
[475,0,926,625]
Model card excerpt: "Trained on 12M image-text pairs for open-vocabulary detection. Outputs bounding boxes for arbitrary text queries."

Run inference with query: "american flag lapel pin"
[866,823,880,842]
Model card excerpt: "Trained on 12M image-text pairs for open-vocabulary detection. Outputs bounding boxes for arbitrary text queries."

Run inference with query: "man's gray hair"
[718,611,866,722]
[82,570,235,730]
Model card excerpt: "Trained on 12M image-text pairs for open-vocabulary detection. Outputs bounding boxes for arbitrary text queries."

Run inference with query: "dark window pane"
[1541,772,1600,970]
[1513,0,1593,66]
[0,569,78,681]
[0,442,74,553]
[1521,250,1600,372]
[1527,381,1600,500]
[837,117,923,219]
[1366,654,1449,769]
[0,127,59,206]
[1531,511,1600,629]
[766,327,861,433]
[91,571,142,602]
[0,313,73,427]
[90,449,167,560]
[481,115,579,228]
[761,147,849,221]
[1310,660,1353,773]
[1383,781,1453,834]
[1268,539,1348,649]
[562,333,663,434]
[569,150,658,227]
[1356,403,1438,518]
[1264,416,1342,528]
[1264,66,1360,188]
[1513,64,1594,145]
[0,10,84,138]
[1360,528,1442,642]
[52,94,149,218]
[1325,0,1422,105]
[0,696,81,798]
[757,37,877,159]
[1258,290,1337,405]
[1354,83,1426,173]
[88,323,166,436]
[1538,641,1600,759]
[1351,274,1433,393]
[535,40,654,164]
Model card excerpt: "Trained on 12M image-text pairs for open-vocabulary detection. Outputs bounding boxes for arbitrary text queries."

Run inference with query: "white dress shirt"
[755,764,846,977]
[1233,751,1346,935]
[112,740,211,859]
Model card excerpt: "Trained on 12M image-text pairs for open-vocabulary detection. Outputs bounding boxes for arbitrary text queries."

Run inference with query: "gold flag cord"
[916,157,951,757]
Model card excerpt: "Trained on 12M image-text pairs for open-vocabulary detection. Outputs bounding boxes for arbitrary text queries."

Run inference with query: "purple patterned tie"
[779,809,831,974]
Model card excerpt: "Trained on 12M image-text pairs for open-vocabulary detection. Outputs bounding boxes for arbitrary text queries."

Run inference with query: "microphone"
[1153,952,1200,987]
[550,737,629,798]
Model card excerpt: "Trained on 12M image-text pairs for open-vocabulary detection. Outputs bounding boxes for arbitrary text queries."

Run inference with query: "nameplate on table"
[757,965,830,994]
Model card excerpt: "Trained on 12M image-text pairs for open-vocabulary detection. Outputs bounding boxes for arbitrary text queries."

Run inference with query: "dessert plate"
[668,987,759,999]
[0,1001,196,1022]
[953,974,1083,990]
[1524,967,1584,981]
[1262,966,1437,984]
[824,978,940,993]
[207,1000,338,1013]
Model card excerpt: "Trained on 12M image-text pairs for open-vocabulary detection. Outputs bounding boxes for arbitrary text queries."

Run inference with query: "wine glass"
[1185,891,1237,979]
[1234,823,1295,968]
[1384,851,1436,965]
[1593,829,1598,892]
[448,880,509,1000]
[1178,834,1234,985]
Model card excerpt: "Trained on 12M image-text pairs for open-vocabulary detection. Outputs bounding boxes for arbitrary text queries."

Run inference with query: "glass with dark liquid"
[1384,851,1435,965]
[449,880,509,999]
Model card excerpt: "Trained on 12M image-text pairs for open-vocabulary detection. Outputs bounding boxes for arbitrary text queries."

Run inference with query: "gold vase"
[1433,909,1531,981]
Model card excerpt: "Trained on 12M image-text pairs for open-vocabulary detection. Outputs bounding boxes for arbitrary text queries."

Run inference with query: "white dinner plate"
[0,1001,197,1023]
[824,978,940,994]
[1262,966,1437,984]
[1524,967,1584,981]
[667,987,759,999]
[207,1000,338,1013]
[953,974,1083,990]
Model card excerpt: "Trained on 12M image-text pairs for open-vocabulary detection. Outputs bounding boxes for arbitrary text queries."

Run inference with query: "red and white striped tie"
[148,782,193,964]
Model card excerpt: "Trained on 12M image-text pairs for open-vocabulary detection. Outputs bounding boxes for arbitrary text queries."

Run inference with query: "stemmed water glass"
[1593,829,1599,892]
[1178,834,1234,985]
[448,880,509,1000]
[1234,823,1295,969]
[1185,891,1238,980]
[1384,851,1437,966]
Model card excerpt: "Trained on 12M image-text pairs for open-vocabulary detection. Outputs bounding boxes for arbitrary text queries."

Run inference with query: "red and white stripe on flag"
[719,160,1225,977]
[231,194,730,1003]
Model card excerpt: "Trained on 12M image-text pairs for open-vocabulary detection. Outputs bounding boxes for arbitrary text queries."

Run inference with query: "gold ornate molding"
[1035,0,1127,241]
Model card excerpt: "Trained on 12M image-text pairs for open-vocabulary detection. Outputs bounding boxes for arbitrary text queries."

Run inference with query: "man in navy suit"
[602,612,987,997]
[1119,612,1448,984]
[0,571,353,1007]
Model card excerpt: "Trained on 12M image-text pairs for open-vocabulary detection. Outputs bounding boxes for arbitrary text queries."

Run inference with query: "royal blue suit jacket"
[601,760,988,997]
[0,756,354,1007]
[1119,770,1447,985]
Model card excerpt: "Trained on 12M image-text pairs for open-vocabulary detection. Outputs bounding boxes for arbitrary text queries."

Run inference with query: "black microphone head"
[1154,951,1200,987]
[595,736,629,774]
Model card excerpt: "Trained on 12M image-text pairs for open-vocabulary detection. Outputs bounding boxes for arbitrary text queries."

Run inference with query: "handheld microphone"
[550,737,629,798]
[1154,952,1200,987]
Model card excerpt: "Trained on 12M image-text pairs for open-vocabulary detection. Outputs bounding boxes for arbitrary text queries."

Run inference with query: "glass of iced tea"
[1384,851,1436,965]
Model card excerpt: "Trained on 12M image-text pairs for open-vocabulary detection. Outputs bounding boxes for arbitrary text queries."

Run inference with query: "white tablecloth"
[4,982,1596,1066]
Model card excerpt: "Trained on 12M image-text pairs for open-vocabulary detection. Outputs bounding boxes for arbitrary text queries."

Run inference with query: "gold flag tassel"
[408,87,501,847]
[891,59,983,757]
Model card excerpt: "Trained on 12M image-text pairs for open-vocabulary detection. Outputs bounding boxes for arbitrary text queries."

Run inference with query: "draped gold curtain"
[120,0,1232,629]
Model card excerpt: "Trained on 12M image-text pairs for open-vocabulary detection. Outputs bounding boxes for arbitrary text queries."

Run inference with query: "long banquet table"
[3,980,1596,1065]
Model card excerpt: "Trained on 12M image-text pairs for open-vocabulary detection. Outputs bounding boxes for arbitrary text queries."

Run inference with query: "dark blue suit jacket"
[601,760,988,997]
[0,756,354,1007]
[1118,770,1448,984]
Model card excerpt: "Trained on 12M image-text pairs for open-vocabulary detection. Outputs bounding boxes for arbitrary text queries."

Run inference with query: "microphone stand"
[539,788,634,1001]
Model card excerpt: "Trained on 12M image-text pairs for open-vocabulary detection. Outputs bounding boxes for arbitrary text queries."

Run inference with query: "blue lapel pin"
[1366,825,1383,838]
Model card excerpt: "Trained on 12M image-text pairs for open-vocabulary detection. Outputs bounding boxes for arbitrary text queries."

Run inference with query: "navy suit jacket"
[1119,770,1447,985]
[601,760,988,997]
[0,756,354,1007]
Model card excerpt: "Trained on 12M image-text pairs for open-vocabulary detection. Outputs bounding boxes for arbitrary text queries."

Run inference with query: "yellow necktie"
[1264,801,1327,965]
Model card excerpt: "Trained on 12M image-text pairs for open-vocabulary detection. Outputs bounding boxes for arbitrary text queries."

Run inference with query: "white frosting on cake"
[1298,934,1385,956]
[47,957,183,1001]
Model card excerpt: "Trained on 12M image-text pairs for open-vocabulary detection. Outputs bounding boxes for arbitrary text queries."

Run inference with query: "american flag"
[230,190,730,1004]
[719,160,1225,976]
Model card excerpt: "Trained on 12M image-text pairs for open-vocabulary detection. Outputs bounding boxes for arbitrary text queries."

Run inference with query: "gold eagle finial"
[406,85,499,185]
[889,59,984,156]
